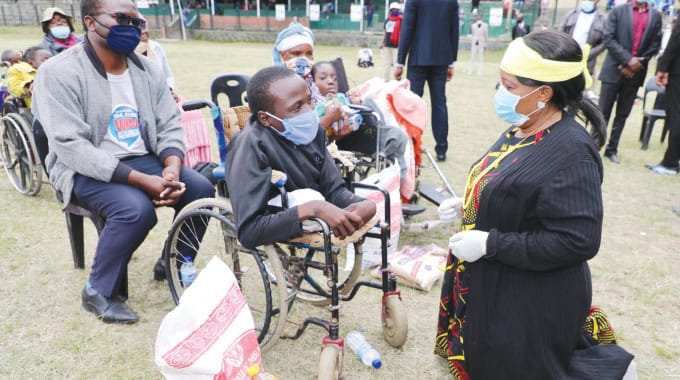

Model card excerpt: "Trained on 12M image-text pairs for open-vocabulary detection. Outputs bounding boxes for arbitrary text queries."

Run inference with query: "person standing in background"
[395,0,459,162]
[647,20,680,175]
[38,7,82,55]
[560,0,607,100]
[134,16,180,101]
[597,0,662,164]
[468,11,488,76]
[512,13,531,40]
[380,2,402,81]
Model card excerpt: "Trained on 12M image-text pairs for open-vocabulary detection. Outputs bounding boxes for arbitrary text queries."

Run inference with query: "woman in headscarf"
[272,22,314,66]
[38,7,82,55]
[435,29,636,379]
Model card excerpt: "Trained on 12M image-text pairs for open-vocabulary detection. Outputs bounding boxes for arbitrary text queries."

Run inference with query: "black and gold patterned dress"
[435,126,540,379]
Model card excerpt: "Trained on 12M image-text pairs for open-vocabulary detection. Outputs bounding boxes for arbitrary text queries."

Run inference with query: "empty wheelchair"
[160,100,408,380]
[0,95,42,196]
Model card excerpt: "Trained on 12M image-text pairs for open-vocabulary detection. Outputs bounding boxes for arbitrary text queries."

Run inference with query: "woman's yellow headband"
[500,37,592,89]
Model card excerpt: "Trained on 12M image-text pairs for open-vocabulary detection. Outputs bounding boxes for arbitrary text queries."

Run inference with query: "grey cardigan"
[32,37,184,206]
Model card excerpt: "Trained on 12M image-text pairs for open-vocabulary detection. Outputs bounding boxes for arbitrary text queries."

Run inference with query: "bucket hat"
[41,7,75,35]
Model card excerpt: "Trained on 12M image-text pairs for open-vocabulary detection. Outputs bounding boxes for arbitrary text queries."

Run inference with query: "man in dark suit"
[598,0,662,164]
[394,0,459,162]
[647,20,680,175]
[511,14,531,40]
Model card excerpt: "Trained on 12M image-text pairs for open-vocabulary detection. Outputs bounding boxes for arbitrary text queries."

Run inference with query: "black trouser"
[598,80,640,155]
[661,76,680,168]
[407,65,449,157]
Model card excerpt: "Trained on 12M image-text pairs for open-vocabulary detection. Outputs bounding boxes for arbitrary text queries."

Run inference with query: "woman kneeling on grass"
[435,29,636,379]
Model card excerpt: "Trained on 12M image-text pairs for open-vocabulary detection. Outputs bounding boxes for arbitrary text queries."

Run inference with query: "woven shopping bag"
[155,256,262,380]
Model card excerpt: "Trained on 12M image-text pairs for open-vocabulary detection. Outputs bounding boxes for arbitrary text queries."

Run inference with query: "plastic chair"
[639,77,667,150]
[209,73,250,108]
[32,119,129,300]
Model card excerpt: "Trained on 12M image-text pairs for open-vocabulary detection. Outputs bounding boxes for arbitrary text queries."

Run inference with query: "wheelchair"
[0,95,43,196]
[160,100,408,379]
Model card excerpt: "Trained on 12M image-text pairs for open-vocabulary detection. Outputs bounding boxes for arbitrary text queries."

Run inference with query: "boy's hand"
[345,200,376,226]
[298,200,364,240]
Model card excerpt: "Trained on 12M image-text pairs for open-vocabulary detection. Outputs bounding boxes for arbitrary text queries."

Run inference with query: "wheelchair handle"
[347,103,373,113]
[181,99,217,112]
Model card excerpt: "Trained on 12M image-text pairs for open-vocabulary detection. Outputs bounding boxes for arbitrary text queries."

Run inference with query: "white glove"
[438,197,463,223]
[449,230,489,262]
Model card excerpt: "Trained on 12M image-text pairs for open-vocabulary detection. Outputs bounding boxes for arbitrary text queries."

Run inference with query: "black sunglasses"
[95,12,146,29]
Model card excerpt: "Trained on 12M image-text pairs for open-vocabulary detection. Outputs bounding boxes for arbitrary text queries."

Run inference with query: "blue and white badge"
[109,104,140,147]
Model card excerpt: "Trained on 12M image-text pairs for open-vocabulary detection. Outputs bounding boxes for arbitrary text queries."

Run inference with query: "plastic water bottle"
[348,113,363,131]
[180,257,197,287]
[346,331,382,369]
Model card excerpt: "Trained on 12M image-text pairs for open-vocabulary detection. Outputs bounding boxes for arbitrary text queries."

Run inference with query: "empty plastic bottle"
[348,113,363,131]
[346,331,382,369]
[180,257,197,287]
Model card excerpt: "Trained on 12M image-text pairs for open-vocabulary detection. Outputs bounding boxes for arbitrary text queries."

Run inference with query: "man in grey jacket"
[32,0,214,324]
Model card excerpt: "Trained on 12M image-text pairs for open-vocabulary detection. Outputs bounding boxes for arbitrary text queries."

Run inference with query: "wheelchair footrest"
[401,203,426,217]
[419,183,449,207]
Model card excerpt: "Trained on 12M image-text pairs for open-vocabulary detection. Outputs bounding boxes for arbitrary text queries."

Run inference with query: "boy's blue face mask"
[265,110,320,145]
[494,84,545,126]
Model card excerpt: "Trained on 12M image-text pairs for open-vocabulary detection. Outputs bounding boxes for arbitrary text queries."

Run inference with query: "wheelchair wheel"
[290,242,363,306]
[163,197,288,352]
[382,294,408,348]
[0,113,42,196]
[317,343,341,380]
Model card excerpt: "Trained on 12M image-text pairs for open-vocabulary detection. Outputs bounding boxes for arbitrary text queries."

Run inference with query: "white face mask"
[50,25,71,39]
[581,0,596,13]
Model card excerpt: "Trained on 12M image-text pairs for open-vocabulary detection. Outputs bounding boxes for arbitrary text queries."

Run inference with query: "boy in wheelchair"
[6,46,52,108]
[225,66,376,249]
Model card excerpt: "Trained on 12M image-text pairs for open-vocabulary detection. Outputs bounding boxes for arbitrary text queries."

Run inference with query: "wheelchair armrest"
[351,181,391,232]
[181,99,216,112]
[347,103,373,113]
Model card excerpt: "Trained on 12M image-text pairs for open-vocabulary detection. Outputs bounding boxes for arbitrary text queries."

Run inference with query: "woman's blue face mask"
[50,25,71,39]
[265,110,320,145]
[493,84,545,126]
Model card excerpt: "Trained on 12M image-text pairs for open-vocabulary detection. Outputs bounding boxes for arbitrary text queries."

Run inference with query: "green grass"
[1,26,680,378]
